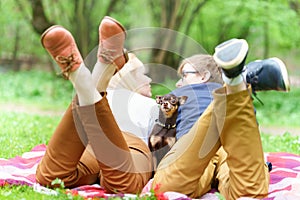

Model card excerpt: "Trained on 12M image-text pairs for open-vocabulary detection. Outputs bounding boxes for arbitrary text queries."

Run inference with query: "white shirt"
[106,89,159,144]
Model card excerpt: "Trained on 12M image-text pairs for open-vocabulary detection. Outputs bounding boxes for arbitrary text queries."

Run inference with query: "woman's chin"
[137,86,152,98]
[142,91,152,98]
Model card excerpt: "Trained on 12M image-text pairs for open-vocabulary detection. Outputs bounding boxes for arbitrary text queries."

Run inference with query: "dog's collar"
[155,119,176,129]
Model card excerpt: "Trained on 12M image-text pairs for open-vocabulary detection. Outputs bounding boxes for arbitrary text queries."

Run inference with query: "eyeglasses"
[180,71,199,79]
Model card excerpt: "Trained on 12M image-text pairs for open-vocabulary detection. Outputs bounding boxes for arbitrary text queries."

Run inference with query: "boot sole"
[99,16,127,69]
[213,39,248,69]
[103,16,126,38]
[270,57,290,92]
[40,25,64,48]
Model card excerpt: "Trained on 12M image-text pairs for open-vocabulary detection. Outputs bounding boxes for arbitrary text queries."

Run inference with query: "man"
[153,38,270,199]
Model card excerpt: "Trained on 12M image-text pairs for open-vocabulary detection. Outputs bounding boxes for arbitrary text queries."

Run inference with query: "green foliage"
[0,0,43,57]
[151,78,177,98]
[195,0,300,54]
[1,0,300,72]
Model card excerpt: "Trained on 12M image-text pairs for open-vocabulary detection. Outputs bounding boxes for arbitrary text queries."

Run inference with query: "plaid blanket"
[0,144,299,199]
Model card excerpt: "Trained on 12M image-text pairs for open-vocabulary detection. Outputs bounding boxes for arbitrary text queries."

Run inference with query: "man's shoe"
[246,57,290,92]
[98,16,128,69]
[41,25,82,79]
[213,38,249,78]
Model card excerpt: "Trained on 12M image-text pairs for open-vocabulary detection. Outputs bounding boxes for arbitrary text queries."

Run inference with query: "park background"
[1,0,299,154]
[0,0,300,153]
[0,0,299,199]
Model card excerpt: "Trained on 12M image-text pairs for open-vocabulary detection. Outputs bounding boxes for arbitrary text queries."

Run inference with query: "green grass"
[261,132,299,154]
[0,111,59,158]
[0,70,299,199]
[0,70,73,110]
[0,185,84,200]
[253,88,300,127]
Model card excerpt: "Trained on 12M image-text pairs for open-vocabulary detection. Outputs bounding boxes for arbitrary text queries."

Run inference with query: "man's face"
[176,63,204,88]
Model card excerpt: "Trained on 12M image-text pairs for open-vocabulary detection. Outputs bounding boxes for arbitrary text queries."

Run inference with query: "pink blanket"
[1,144,299,199]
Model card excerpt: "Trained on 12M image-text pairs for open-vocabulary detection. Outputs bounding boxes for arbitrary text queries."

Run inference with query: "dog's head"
[156,94,188,118]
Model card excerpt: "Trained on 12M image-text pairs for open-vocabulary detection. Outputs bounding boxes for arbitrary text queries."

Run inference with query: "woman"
[36,16,154,194]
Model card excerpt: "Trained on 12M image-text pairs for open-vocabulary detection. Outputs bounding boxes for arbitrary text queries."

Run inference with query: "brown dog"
[148,94,187,169]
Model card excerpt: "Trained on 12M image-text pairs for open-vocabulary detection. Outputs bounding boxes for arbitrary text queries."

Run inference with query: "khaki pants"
[153,86,270,199]
[36,95,152,194]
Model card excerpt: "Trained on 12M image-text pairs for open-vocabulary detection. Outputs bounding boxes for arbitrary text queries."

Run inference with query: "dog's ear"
[178,96,188,105]
[156,95,163,104]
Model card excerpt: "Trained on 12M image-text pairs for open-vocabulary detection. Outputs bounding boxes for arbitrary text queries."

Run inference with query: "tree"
[14,0,121,57]
[28,0,54,34]
[2,0,300,74]
[148,0,210,68]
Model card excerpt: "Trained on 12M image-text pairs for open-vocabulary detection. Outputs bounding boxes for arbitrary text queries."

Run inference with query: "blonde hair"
[108,53,145,90]
[177,54,223,84]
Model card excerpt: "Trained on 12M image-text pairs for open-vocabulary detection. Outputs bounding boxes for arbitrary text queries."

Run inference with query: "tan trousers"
[153,86,270,199]
[36,96,152,194]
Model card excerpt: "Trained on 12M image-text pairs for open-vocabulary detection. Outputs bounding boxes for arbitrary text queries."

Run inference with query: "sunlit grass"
[0,184,84,200]
[0,111,60,158]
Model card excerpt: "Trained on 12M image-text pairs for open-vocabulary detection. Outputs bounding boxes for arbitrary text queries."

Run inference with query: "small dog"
[148,93,187,169]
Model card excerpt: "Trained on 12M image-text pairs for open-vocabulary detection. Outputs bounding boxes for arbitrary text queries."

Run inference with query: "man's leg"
[152,101,222,197]
[213,85,269,199]
[246,57,290,92]
[213,38,269,199]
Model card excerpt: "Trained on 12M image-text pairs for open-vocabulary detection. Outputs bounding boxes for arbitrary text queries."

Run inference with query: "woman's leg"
[38,17,153,193]
[74,17,152,193]
[36,102,101,187]
[36,26,101,187]
[74,98,152,193]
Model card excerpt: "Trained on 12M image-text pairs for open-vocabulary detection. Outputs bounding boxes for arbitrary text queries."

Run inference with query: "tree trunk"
[151,0,182,68]
[263,17,270,58]
[29,0,54,34]
[74,0,90,57]
[12,24,20,71]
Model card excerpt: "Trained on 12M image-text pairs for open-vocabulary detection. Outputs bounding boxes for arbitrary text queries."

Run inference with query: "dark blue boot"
[246,57,290,92]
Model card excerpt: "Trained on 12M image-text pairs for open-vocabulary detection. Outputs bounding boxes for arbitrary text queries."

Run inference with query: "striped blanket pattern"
[0,144,299,199]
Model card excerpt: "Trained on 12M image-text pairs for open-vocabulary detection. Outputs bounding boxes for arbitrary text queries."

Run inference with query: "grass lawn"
[0,70,299,199]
